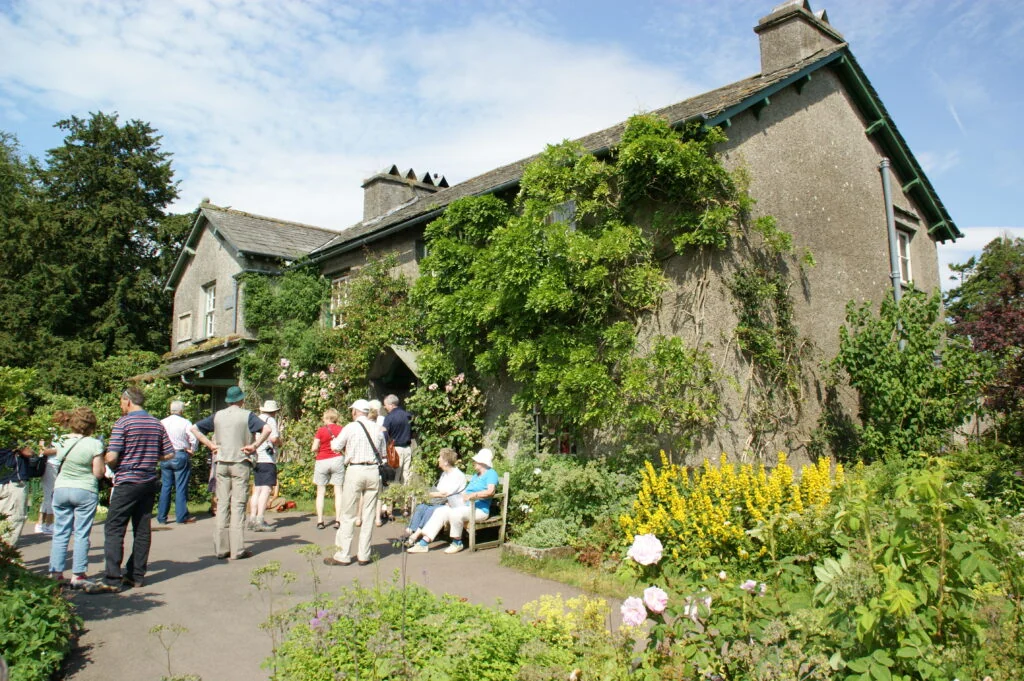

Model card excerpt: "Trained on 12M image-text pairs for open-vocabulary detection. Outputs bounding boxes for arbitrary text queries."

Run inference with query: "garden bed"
[502,542,575,561]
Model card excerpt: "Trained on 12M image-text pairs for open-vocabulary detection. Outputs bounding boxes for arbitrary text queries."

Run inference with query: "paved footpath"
[17,512,598,681]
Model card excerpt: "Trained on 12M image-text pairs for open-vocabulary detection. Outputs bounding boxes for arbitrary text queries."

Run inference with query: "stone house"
[161,202,340,408]
[163,1,960,461]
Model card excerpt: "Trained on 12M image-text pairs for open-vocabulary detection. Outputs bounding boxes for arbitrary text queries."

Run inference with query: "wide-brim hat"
[226,386,245,403]
[350,399,371,413]
[260,400,280,413]
[472,448,494,468]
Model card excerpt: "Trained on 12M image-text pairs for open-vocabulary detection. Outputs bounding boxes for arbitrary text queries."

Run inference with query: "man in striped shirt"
[103,386,175,590]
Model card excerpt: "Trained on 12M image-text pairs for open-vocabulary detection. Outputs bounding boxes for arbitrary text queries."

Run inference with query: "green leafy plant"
[831,290,990,461]
[0,558,80,681]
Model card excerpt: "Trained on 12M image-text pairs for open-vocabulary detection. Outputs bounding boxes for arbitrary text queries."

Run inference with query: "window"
[544,200,577,229]
[177,314,192,343]
[897,230,912,285]
[415,238,428,262]
[330,273,350,328]
[203,283,216,337]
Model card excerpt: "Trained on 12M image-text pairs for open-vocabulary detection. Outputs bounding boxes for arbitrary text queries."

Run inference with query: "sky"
[1,0,1022,290]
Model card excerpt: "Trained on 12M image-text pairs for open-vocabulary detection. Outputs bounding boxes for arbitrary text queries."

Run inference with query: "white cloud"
[937,226,1024,291]
[0,0,697,230]
[917,149,960,176]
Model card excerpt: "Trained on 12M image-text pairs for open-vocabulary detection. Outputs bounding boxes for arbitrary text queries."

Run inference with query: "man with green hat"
[191,386,272,560]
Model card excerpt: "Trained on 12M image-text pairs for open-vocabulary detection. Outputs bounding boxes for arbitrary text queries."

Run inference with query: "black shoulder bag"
[356,421,396,483]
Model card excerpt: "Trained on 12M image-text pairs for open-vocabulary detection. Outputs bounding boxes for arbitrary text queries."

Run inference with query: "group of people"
[1,385,497,590]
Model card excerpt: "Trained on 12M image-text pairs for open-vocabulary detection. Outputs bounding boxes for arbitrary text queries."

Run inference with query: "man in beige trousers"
[324,399,385,567]
[191,386,272,560]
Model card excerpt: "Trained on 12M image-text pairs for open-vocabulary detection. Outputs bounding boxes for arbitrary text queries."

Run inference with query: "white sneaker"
[35,523,44,534]
[444,543,465,554]
[41,524,54,535]
[406,543,429,554]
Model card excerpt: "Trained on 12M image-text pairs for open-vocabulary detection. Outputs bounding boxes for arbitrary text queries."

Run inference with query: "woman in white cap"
[248,400,282,531]
[407,447,498,554]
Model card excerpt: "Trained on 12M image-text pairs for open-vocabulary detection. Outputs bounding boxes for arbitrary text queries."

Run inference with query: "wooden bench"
[467,471,509,551]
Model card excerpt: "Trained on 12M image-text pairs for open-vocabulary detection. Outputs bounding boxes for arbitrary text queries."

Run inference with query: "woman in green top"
[48,407,108,591]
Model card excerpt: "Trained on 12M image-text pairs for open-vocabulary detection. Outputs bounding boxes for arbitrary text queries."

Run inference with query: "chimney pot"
[361,166,447,222]
[754,1,843,74]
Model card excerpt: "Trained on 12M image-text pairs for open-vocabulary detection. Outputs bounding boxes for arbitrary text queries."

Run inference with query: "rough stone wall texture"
[319,226,424,284]
[171,227,244,349]
[643,65,942,466]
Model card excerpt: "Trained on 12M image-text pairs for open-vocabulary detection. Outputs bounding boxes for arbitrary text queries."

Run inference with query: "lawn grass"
[499,551,638,601]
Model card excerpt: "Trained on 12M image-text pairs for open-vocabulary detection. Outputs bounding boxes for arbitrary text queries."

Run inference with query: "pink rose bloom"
[279,358,290,368]
[277,371,287,382]
[643,586,668,614]
[627,534,663,566]
[620,597,647,627]
[740,579,757,593]
[428,383,438,391]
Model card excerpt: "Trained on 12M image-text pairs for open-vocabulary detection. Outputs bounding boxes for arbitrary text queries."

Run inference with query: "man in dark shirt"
[383,394,413,484]
[1,445,35,546]
[103,386,175,590]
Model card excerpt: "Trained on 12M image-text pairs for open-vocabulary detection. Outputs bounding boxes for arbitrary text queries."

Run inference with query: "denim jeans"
[408,502,440,532]
[49,486,99,575]
[157,450,191,524]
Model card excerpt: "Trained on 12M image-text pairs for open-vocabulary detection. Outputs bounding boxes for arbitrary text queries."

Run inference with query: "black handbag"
[356,421,396,482]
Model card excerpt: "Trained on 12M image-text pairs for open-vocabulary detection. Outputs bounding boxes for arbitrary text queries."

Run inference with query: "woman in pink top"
[310,408,344,530]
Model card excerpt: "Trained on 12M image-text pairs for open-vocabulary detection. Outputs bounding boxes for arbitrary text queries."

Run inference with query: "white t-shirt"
[435,468,467,496]
[256,414,279,464]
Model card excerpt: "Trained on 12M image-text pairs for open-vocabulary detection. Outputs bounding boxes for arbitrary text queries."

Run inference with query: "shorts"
[313,457,344,486]
[254,463,278,487]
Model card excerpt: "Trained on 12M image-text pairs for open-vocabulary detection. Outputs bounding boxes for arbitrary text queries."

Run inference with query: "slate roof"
[311,40,958,259]
[164,203,339,290]
[311,44,847,258]
[201,204,338,259]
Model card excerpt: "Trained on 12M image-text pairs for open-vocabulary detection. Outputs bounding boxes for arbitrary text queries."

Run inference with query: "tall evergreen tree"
[0,113,184,396]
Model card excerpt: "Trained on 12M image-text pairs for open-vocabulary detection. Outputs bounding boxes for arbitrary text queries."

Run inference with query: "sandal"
[316,521,326,530]
[333,520,341,530]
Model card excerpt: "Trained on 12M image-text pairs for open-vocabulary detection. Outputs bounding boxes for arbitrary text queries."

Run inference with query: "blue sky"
[1,0,1021,288]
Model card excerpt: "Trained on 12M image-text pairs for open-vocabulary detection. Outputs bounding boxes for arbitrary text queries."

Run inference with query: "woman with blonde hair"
[405,447,466,546]
[310,408,344,530]
[48,407,111,592]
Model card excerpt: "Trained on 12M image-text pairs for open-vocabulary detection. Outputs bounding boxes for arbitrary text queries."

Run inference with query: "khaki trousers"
[334,465,380,563]
[215,462,251,558]
[396,445,413,485]
[0,481,28,546]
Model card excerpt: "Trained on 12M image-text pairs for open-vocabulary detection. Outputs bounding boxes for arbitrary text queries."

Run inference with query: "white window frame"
[330,273,350,328]
[203,283,216,338]
[544,199,577,229]
[897,230,912,285]
[177,313,192,343]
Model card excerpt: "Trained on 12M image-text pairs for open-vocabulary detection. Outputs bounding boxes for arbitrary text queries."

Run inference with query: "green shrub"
[516,518,576,549]
[507,453,634,542]
[0,555,80,681]
[271,582,559,680]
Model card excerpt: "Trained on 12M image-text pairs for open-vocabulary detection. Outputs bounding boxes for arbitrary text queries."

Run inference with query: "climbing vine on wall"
[240,254,415,417]
[412,114,806,458]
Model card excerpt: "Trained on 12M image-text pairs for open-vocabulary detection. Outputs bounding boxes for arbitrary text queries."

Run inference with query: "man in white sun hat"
[248,400,282,532]
[324,399,386,566]
[407,447,498,555]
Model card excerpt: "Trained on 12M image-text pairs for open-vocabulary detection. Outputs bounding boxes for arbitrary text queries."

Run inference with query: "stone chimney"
[361,165,449,222]
[754,0,844,74]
